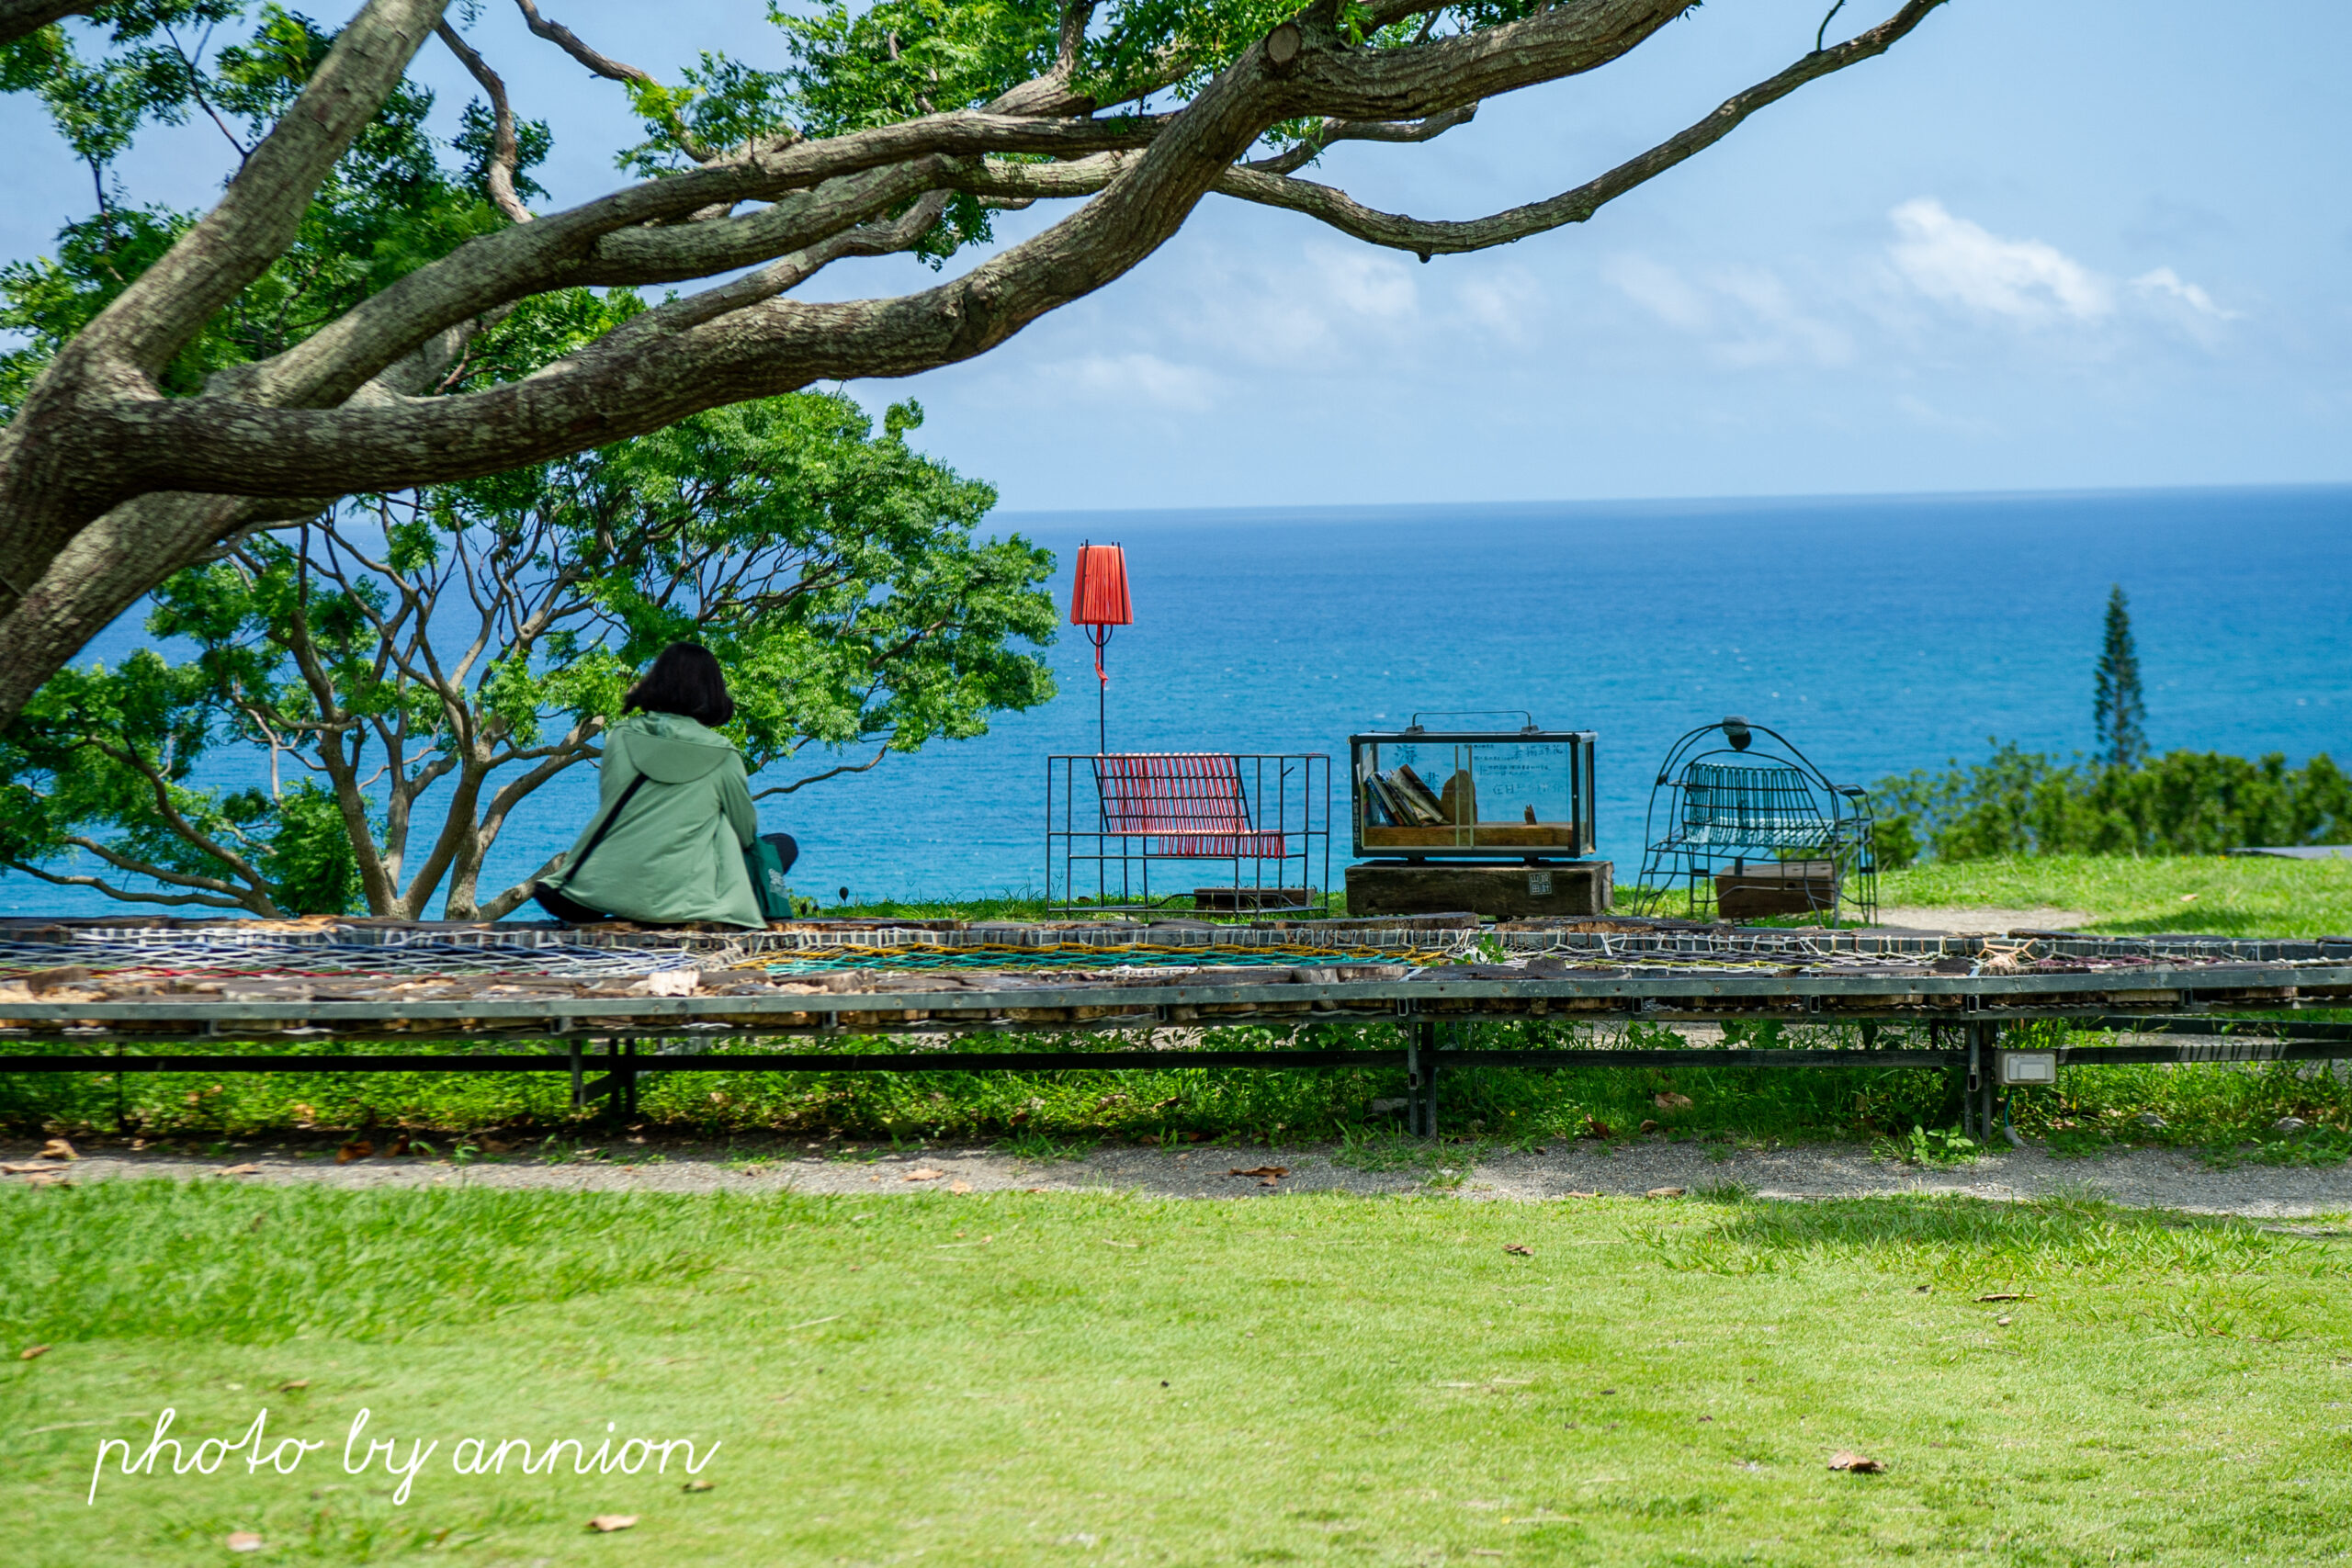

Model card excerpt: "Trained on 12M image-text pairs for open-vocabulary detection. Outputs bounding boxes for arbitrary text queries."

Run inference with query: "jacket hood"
[609,712,738,784]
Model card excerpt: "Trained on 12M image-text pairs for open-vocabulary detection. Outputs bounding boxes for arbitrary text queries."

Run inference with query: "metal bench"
[1633,718,1877,923]
[1046,751,1330,915]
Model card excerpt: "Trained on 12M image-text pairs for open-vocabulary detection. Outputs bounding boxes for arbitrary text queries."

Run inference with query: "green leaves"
[4,384,1057,917]
[0,3,532,422]
[1871,743,2352,862]
[474,389,1060,777]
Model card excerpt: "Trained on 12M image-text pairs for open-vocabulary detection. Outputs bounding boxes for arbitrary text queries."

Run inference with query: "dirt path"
[11,1136,2349,1219]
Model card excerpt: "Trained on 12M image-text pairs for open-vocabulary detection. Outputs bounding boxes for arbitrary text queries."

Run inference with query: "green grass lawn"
[824,854,2352,939]
[6,1180,2349,1566]
[1878,853,2352,938]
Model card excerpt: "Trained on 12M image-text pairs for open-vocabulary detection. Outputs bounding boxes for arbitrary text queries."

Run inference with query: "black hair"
[623,642,735,728]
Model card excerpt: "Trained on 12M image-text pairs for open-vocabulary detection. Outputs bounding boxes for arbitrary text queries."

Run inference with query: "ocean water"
[8,485,2348,917]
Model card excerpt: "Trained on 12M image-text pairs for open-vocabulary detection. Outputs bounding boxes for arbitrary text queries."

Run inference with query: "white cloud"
[1056,353,1218,412]
[1601,254,1850,367]
[1710,267,1854,368]
[1313,245,1419,321]
[1455,266,1544,337]
[1604,253,1713,332]
[2131,265,2236,320]
[1887,197,2113,321]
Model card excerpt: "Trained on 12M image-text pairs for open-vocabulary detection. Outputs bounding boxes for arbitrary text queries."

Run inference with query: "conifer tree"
[2093,585,2147,770]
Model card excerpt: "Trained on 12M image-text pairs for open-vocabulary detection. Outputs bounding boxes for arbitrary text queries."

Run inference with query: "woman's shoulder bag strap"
[560,772,651,883]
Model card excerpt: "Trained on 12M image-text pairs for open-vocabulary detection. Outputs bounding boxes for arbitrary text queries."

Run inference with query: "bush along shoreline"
[1871,744,2350,867]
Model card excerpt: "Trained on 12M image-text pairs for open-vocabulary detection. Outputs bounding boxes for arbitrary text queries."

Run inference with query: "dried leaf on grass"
[1503,1243,1533,1257]
[903,1168,944,1182]
[20,1344,50,1360]
[39,1138,75,1161]
[1827,1450,1884,1473]
[1564,1190,1599,1200]
[278,1378,310,1391]
[947,1180,973,1194]
[336,1140,373,1164]
[225,1531,264,1552]
[1646,1186,1687,1199]
[22,1172,71,1189]
[1654,1092,1694,1111]
[2,1161,52,1174]
[216,1163,263,1177]
[683,1478,715,1493]
[586,1515,639,1532]
[1229,1166,1289,1179]
[1975,1292,2035,1303]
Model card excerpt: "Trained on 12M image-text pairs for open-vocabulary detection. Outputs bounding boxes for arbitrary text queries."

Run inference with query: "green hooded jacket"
[542,713,764,928]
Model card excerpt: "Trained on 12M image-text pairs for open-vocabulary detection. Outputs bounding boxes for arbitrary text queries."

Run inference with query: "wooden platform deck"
[5,915,2346,1139]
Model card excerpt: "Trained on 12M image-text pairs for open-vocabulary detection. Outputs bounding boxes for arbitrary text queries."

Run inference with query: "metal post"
[1411,1020,1430,1142]
[1978,1022,1998,1145]
[622,1036,639,1117]
[1405,1024,1419,1138]
[569,1039,583,1110]
[1964,1022,1984,1143]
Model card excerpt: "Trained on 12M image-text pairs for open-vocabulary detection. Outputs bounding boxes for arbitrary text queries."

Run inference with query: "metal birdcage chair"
[1632,717,1877,925]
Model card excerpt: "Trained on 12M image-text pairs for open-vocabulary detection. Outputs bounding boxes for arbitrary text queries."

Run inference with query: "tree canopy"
[0,378,1057,919]
[0,0,1949,728]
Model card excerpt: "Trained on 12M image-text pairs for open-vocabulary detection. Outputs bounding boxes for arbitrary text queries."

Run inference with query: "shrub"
[1871,744,2352,863]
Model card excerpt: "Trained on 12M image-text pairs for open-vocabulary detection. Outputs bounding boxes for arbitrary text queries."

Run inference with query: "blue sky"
[6,0,2347,510]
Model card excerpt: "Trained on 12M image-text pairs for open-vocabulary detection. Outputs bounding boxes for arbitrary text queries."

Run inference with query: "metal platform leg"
[1977,1024,1998,1146]
[1963,1022,1987,1144]
[1956,1020,1975,1142]
[569,1040,584,1110]
[1410,1021,1441,1140]
[620,1036,639,1118]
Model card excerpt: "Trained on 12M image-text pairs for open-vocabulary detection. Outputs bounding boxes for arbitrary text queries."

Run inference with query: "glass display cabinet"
[1349,715,1597,862]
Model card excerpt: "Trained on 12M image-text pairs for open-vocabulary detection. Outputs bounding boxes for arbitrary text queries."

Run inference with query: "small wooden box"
[1714,860,1839,921]
[1346,861,1612,919]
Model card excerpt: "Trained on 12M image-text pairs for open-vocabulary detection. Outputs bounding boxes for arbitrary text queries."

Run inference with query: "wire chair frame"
[1631,720,1877,925]
[1046,752,1332,916]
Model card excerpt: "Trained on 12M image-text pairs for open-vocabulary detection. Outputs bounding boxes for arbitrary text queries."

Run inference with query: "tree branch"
[435,19,532,223]
[756,742,894,798]
[0,0,452,628]
[0,852,264,913]
[1242,104,1477,175]
[0,0,97,49]
[0,0,1953,732]
[224,114,1168,419]
[510,0,713,161]
[1215,0,1946,259]
[57,0,451,376]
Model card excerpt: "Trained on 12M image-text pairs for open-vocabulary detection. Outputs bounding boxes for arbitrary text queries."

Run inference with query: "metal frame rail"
[7,967,2349,1137]
[1045,752,1332,916]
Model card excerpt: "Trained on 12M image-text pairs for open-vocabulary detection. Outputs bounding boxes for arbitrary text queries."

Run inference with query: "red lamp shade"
[1069,543,1132,627]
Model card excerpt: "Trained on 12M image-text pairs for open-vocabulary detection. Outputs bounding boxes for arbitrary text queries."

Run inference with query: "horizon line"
[995,479,2352,523]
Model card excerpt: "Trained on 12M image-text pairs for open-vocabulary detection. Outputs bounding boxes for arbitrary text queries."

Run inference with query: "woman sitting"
[533,643,792,929]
